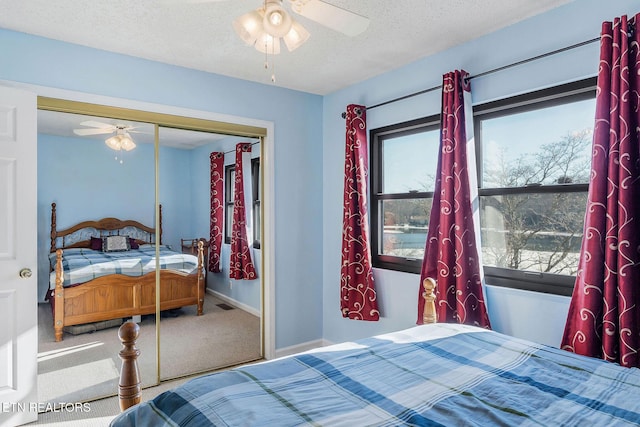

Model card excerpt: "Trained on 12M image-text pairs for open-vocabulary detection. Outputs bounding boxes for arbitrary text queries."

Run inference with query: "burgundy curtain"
[340,104,379,321]
[561,14,640,368]
[229,143,257,280]
[208,152,224,273]
[417,70,491,328]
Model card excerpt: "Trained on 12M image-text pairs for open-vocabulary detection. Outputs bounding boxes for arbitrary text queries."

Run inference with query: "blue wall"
[321,0,640,347]
[159,144,193,251]
[3,27,323,350]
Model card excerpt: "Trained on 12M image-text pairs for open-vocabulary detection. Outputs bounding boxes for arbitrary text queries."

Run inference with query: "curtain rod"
[340,36,600,118]
[219,140,260,156]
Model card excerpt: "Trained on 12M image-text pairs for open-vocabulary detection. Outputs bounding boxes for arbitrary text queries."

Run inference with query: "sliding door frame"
[30,90,275,388]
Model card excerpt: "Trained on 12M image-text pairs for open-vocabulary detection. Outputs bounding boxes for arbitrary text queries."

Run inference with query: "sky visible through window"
[383,130,439,193]
[382,98,596,193]
[481,98,596,186]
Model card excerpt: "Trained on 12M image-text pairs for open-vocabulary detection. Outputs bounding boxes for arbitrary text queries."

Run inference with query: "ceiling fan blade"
[291,0,369,37]
[73,128,114,136]
[78,120,115,129]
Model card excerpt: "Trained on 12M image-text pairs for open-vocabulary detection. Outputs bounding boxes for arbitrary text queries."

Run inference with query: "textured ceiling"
[1,0,573,95]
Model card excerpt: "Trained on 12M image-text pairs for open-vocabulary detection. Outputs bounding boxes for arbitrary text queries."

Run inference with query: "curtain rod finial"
[341,108,364,119]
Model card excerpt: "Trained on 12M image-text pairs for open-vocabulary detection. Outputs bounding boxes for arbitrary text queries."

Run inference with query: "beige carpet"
[37,293,261,407]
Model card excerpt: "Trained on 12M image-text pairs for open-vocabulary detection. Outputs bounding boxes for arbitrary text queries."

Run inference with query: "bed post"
[422,277,437,324]
[54,249,65,342]
[158,204,163,245]
[118,321,142,412]
[50,202,57,253]
[196,240,205,316]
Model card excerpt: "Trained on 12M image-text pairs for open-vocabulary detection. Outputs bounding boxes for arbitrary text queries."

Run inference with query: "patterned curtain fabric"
[417,70,491,328]
[340,104,379,321]
[561,14,640,368]
[208,152,224,273]
[229,143,257,280]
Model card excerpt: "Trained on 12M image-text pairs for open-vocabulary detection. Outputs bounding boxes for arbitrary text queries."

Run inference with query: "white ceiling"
[5,0,573,146]
[1,0,573,95]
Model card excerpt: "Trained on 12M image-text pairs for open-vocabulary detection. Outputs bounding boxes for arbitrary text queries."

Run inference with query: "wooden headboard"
[49,202,163,253]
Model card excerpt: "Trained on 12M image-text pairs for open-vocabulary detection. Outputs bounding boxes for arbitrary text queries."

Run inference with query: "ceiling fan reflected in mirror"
[233,0,369,54]
[73,121,139,160]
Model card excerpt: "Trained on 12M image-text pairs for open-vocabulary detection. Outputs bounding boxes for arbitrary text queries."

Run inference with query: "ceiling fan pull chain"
[271,40,276,83]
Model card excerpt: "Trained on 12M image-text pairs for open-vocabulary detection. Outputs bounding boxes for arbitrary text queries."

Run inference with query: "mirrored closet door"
[157,127,262,381]
[37,110,158,405]
[36,101,265,406]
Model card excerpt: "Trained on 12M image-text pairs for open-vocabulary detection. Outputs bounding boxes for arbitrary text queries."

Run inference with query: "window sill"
[370,263,575,297]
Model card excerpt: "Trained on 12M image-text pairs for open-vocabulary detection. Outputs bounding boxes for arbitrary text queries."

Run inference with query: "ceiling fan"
[197,0,370,53]
[73,121,140,151]
[285,0,369,37]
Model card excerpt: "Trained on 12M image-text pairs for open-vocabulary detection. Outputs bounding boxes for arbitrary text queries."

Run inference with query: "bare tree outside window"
[381,198,432,259]
[480,130,592,276]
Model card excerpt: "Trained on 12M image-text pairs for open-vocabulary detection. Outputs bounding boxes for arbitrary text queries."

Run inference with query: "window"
[225,164,235,245]
[369,78,597,295]
[225,158,261,248]
[251,158,261,249]
[370,116,441,273]
[475,78,596,295]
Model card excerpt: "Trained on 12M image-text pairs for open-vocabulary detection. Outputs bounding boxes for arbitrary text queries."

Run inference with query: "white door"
[0,86,38,426]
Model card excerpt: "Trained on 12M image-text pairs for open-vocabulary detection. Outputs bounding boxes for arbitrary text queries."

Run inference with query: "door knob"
[19,268,32,279]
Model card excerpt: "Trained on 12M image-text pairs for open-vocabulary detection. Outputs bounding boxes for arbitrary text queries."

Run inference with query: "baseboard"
[206,288,261,317]
[275,339,330,359]
[206,289,331,360]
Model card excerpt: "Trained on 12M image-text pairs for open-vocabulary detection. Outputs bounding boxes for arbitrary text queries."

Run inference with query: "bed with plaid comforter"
[49,245,198,289]
[110,323,640,426]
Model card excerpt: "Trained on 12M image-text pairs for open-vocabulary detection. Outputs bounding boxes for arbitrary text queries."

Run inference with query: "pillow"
[90,237,103,251]
[102,235,131,252]
[128,237,139,249]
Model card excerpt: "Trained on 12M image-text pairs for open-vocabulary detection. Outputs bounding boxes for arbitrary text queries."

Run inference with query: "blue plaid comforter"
[110,323,640,426]
[49,245,199,289]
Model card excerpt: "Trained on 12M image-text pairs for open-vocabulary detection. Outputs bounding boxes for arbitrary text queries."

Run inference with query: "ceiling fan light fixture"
[263,2,292,38]
[283,20,309,51]
[120,133,136,151]
[105,135,121,151]
[269,10,283,26]
[232,9,264,45]
[105,131,136,152]
[254,33,281,54]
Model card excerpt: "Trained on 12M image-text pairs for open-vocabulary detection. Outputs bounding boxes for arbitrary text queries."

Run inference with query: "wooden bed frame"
[49,202,205,342]
[115,277,440,411]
